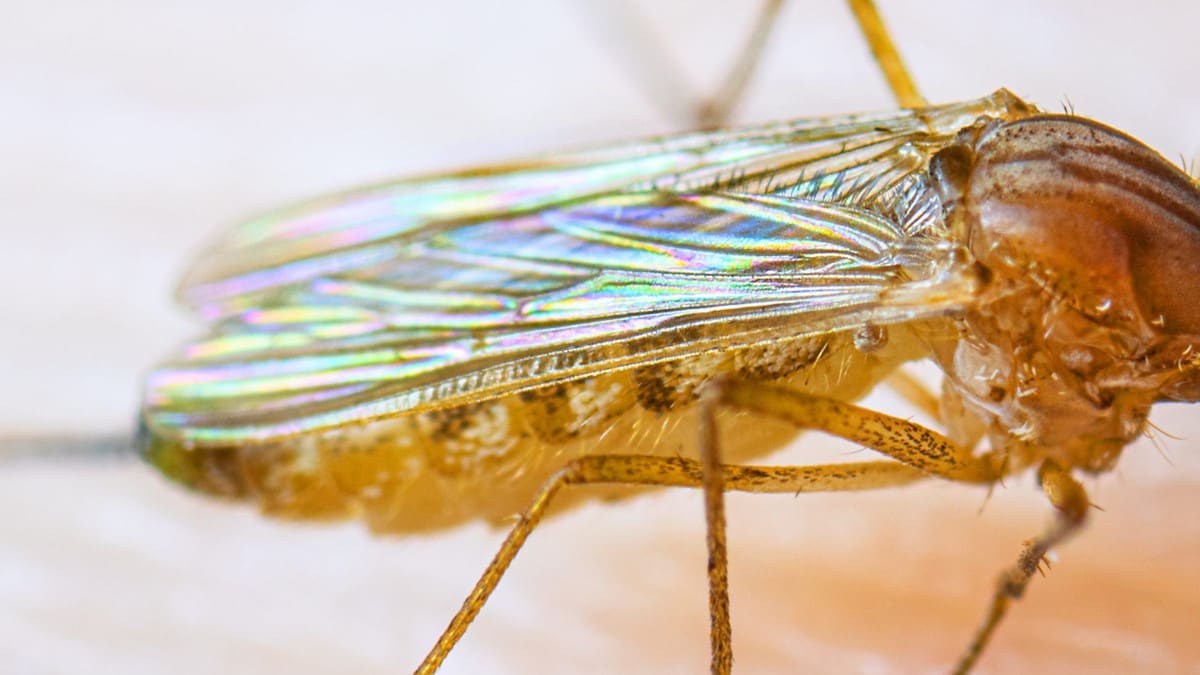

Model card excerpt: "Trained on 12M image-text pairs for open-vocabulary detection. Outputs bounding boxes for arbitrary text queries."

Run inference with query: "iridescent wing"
[143,91,1031,445]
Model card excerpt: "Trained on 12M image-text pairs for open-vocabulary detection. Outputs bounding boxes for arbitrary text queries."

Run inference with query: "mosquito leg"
[574,0,695,124]
[846,0,927,108]
[952,460,1089,674]
[415,461,574,675]
[721,379,997,483]
[697,386,732,673]
[416,452,930,674]
[885,368,943,422]
[577,1,784,130]
[694,0,786,129]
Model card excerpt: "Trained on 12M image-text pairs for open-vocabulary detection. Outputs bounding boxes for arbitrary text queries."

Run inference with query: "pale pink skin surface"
[2,2,1199,674]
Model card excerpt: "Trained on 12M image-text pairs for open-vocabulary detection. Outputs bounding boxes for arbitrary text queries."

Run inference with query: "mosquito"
[115,1,1200,673]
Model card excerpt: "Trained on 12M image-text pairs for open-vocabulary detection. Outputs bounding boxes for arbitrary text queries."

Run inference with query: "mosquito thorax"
[929,113,1200,471]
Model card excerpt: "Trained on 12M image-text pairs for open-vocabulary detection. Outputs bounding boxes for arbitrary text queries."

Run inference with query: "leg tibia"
[570,455,927,493]
[721,380,996,483]
[418,452,929,673]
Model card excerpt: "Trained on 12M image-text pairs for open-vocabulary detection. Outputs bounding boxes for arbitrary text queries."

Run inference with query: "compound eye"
[1124,208,1200,335]
[966,116,1200,336]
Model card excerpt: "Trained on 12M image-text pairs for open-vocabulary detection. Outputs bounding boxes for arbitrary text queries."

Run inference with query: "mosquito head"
[933,114,1200,402]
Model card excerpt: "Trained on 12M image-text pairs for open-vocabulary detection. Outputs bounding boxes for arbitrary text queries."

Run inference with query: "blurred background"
[1,1,1198,673]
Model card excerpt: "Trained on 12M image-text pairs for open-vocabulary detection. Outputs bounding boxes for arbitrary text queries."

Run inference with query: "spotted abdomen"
[142,325,933,534]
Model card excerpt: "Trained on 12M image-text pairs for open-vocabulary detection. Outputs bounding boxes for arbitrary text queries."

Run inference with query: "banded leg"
[416,454,929,674]
[952,460,1090,674]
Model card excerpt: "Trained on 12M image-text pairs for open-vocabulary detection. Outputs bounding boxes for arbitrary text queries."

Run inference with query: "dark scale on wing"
[515,375,637,444]
[633,363,682,412]
[193,446,247,498]
[733,336,828,380]
[633,350,733,412]
[416,401,519,477]
[424,401,490,444]
[227,441,364,521]
[633,337,831,412]
[141,320,940,533]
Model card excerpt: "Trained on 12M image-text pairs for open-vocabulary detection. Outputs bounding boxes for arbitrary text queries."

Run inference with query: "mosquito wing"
[143,91,1033,446]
